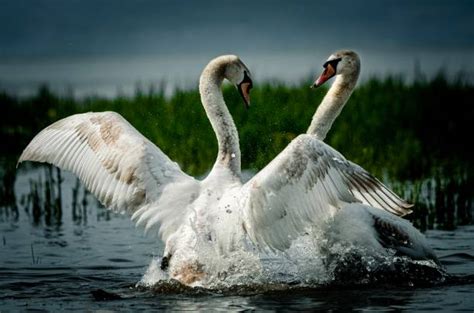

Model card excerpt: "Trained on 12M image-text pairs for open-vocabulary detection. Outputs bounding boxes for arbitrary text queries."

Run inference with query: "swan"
[18,55,253,285]
[151,51,439,281]
[239,50,438,265]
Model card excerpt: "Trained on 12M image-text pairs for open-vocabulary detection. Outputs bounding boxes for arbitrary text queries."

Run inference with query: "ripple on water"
[107,258,134,263]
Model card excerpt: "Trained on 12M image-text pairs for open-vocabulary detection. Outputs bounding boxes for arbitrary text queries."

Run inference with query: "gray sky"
[1,0,473,97]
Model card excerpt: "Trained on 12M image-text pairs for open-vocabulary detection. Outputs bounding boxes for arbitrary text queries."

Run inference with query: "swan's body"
[19,52,439,287]
[326,204,437,262]
[18,55,254,285]
[302,50,437,264]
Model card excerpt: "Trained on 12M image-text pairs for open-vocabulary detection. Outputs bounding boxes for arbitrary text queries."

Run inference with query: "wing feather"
[242,134,413,251]
[19,111,200,241]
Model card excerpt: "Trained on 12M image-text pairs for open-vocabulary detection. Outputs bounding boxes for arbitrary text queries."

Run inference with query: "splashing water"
[137,221,447,291]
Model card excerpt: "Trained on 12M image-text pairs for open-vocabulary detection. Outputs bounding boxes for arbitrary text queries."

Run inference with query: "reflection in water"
[22,165,63,228]
[72,177,88,226]
[0,158,114,230]
[0,157,18,223]
[391,171,473,231]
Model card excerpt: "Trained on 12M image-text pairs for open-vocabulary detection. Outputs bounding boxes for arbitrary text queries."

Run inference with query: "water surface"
[1,164,473,311]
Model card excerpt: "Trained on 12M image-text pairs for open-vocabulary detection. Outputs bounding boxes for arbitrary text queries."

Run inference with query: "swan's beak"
[238,72,253,109]
[311,63,336,88]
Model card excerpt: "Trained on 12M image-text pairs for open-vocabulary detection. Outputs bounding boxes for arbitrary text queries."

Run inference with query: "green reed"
[2,73,472,178]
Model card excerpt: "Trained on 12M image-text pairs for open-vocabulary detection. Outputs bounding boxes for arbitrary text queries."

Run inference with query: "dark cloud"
[2,0,472,57]
[0,0,473,95]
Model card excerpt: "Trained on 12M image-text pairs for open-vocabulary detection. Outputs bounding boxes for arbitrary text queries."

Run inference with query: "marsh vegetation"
[1,73,473,230]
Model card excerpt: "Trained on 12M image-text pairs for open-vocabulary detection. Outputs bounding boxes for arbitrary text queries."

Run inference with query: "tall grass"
[2,74,472,179]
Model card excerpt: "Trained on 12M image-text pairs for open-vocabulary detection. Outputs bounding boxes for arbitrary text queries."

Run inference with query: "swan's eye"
[323,58,342,70]
[241,71,253,88]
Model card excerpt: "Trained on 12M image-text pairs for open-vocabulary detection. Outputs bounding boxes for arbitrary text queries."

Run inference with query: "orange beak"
[311,63,336,88]
[238,71,253,108]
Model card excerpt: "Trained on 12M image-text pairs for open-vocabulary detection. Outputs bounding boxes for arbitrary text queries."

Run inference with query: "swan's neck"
[199,62,241,178]
[307,71,359,140]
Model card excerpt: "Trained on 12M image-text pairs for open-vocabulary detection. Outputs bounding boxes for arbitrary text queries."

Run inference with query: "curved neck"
[307,70,359,140]
[199,60,241,177]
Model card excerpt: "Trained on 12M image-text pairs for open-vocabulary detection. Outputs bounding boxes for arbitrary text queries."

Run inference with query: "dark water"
[1,164,473,311]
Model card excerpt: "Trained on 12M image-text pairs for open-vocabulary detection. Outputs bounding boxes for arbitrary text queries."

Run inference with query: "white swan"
[18,55,253,284]
[240,50,438,264]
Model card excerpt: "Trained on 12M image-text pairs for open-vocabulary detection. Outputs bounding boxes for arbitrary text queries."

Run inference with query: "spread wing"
[18,111,200,240]
[241,134,413,251]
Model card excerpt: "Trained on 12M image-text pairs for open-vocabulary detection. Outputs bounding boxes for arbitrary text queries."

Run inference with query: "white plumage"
[241,134,413,251]
[19,111,200,241]
[19,52,439,287]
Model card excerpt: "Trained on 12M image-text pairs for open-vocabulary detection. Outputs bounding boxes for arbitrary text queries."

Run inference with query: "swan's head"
[223,55,253,108]
[204,55,253,108]
[311,50,360,88]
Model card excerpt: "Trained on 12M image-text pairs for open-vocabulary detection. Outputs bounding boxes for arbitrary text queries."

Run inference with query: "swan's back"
[328,204,438,263]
